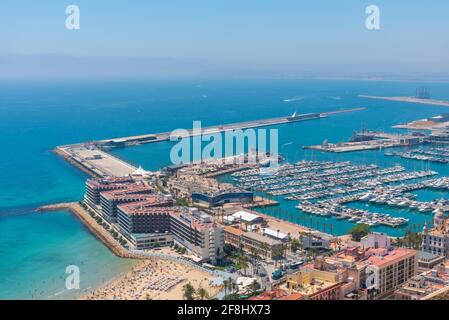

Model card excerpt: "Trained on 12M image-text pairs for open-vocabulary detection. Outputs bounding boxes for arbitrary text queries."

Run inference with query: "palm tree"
[260,242,270,260]
[228,277,234,293]
[249,280,261,294]
[237,252,249,275]
[223,279,229,296]
[250,247,261,275]
[183,282,196,300]
[272,245,284,268]
[197,287,209,300]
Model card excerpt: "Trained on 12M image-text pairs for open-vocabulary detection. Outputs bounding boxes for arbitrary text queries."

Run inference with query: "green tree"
[249,247,261,275]
[260,242,270,260]
[402,229,422,250]
[290,238,301,253]
[272,245,284,267]
[197,287,209,300]
[183,283,196,300]
[349,224,370,241]
[176,198,190,206]
[236,252,249,275]
[249,280,261,293]
[223,279,229,296]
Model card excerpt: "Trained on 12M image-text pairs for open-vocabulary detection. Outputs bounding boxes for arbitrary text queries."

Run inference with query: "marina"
[230,160,449,229]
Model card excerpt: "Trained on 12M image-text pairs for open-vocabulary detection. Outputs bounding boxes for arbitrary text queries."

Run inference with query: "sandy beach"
[84,258,222,300]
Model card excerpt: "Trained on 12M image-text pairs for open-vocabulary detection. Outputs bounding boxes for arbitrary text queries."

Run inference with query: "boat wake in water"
[283,97,304,102]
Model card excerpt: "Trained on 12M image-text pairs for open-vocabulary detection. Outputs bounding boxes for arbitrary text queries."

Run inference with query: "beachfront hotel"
[117,200,174,248]
[84,176,225,263]
[118,204,226,263]
[169,208,224,264]
[422,209,449,257]
[84,176,135,207]
[100,184,156,222]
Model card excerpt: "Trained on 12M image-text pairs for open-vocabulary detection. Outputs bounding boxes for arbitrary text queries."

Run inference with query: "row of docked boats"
[358,192,447,213]
[384,146,449,164]
[296,201,409,227]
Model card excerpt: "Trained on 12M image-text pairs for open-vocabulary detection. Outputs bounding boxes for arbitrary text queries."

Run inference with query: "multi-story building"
[84,176,134,207]
[365,247,418,299]
[223,226,283,260]
[169,208,224,264]
[283,266,344,300]
[117,200,173,238]
[249,289,304,300]
[84,176,225,263]
[361,232,391,249]
[99,184,161,222]
[118,203,224,263]
[422,209,449,257]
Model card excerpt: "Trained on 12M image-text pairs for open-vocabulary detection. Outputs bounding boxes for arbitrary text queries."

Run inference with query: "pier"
[55,145,137,177]
[55,108,365,178]
[37,202,141,258]
[304,130,425,153]
[97,108,365,148]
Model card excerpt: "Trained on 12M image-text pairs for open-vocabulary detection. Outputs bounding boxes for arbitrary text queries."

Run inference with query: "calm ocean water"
[1,79,449,298]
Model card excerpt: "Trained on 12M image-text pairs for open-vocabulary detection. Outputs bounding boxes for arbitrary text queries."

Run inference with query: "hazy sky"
[1,0,449,78]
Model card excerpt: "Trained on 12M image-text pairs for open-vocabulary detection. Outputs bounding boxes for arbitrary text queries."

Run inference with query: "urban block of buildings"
[84,176,224,264]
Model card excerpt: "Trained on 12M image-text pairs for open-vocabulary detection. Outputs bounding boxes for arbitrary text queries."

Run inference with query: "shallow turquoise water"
[2,79,449,298]
[0,210,134,299]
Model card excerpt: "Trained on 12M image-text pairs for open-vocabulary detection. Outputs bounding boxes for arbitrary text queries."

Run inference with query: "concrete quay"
[96,108,365,148]
[55,144,136,178]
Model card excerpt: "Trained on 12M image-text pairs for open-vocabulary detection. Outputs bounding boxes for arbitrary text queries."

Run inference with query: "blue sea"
[1,79,449,299]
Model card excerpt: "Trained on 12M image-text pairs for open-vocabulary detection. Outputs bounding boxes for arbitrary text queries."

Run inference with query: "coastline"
[36,202,226,300]
[37,202,140,259]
